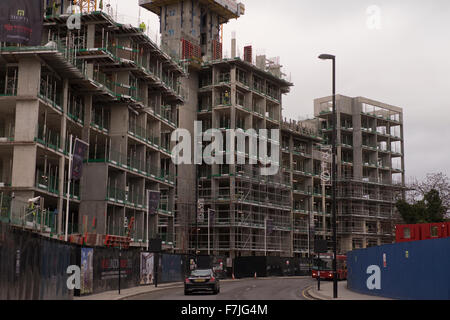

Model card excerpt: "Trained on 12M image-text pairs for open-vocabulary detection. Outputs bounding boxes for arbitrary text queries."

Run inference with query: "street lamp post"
[318,54,338,299]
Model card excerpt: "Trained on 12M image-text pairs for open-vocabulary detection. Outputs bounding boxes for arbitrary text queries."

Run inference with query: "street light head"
[318,54,335,60]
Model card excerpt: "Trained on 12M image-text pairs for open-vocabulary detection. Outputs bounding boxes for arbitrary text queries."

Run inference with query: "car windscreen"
[191,270,212,277]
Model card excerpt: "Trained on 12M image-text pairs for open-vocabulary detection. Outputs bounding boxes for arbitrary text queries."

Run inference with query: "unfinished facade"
[192,58,293,258]
[0,6,185,249]
[315,95,405,252]
[0,1,407,257]
[281,119,332,257]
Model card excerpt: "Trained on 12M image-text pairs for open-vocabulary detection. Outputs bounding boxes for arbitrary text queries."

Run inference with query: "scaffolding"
[335,175,404,250]
[194,163,292,256]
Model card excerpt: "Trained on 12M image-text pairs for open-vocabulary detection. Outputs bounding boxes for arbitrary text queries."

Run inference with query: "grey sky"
[110,0,450,181]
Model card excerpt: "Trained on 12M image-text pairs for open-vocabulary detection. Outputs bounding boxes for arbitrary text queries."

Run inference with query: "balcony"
[160,105,177,128]
[63,180,81,201]
[266,112,280,123]
[216,73,231,85]
[128,124,147,142]
[106,187,126,204]
[92,70,116,98]
[126,190,145,209]
[35,125,64,154]
[214,96,232,108]
[198,105,212,113]
[200,78,213,88]
[35,169,59,196]
[292,186,312,196]
[252,106,264,117]
[292,147,311,158]
[67,96,84,125]
[90,113,110,134]
[0,69,18,96]
[39,76,63,112]
[127,157,146,175]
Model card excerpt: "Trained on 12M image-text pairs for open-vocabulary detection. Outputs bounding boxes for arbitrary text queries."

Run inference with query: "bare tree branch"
[407,172,450,217]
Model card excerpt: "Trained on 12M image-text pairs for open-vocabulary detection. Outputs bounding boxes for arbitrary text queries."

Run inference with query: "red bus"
[311,253,347,280]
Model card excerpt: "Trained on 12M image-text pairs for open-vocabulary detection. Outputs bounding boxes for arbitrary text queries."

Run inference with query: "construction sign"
[0,0,44,46]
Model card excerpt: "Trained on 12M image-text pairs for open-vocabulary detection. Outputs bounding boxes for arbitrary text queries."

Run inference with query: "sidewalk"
[306,280,392,300]
[74,282,185,300]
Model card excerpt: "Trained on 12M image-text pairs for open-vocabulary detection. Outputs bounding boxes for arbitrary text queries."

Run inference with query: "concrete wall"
[79,163,108,234]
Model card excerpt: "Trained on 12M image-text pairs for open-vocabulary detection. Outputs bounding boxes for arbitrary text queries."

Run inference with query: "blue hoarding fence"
[347,237,450,300]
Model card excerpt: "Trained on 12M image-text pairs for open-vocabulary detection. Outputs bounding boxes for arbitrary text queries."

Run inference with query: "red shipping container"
[395,224,420,242]
[419,222,449,240]
[396,222,450,243]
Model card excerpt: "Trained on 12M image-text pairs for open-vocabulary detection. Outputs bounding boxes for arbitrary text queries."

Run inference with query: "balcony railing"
[35,169,59,195]
[39,76,63,112]
[35,125,63,153]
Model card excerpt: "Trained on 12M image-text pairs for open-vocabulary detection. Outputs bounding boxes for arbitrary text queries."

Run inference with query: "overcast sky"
[110,0,450,181]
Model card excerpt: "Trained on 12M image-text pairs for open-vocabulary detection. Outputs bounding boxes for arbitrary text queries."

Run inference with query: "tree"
[396,189,446,224]
[424,189,447,222]
[396,199,426,224]
[408,173,449,218]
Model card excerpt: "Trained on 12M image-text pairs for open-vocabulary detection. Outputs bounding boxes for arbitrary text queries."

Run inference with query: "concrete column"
[231,36,236,58]
[57,79,69,234]
[10,58,42,221]
[82,95,92,144]
[110,104,128,159]
[86,24,96,79]
[177,73,198,208]
[352,100,363,180]
[12,59,40,183]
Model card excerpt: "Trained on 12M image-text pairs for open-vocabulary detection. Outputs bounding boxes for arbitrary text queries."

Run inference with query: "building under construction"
[138,0,359,258]
[0,0,406,257]
[315,95,405,252]
[0,1,185,250]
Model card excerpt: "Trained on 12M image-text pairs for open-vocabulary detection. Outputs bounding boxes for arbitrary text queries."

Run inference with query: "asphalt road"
[128,277,315,300]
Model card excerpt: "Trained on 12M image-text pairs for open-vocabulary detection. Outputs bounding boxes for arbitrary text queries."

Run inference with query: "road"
[128,277,316,300]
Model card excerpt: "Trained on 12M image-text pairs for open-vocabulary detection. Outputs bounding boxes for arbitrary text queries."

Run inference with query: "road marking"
[302,286,317,300]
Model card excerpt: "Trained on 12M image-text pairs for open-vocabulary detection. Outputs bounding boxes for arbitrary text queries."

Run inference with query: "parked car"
[184,269,220,295]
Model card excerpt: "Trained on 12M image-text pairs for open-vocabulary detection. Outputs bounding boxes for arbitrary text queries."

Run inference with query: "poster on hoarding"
[140,252,154,285]
[0,0,44,46]
[80,248,93,295]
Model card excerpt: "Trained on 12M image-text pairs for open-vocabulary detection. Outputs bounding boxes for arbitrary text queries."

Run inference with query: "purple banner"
[147,190,160,215]
[266,219,274,235]
[71,138,89,181]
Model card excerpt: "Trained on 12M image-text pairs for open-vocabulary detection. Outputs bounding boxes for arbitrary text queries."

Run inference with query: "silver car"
[184,269,220,295]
